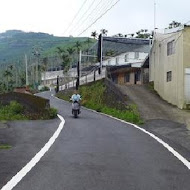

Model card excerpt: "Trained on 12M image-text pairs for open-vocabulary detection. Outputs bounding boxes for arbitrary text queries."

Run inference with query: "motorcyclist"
[70,90,81,113]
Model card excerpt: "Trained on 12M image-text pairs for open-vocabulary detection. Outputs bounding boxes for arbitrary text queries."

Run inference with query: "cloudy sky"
[0,0,189,37]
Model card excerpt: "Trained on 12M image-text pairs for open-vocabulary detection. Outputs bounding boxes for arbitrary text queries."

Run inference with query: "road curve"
[13,91,190,190]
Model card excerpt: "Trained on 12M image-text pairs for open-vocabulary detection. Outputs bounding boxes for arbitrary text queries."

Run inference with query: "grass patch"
[57,80,143,125]
[0,101,27,120]
[0,144,12,149]
[0,101,58,120]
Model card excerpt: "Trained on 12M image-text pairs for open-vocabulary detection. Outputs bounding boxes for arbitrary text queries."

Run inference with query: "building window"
[125,73,130,82]
[167,71,172,82]
[167,40,175,56]
[125,54,129,62]
[135,52,139,59]
[112,74,118,84]
[116,57,119,65]
[108,60,111,65]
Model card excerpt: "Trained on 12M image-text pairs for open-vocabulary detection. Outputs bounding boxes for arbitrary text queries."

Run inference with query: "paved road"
[3,91,190,190]
[118,85,190,129]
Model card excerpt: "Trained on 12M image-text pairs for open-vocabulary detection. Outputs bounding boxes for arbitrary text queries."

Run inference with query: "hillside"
[0,30,95,66]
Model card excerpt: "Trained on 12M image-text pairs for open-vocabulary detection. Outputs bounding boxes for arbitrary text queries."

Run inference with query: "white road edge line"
[83,107,190,170]
[51,94,190,170]
[1,114,65,190]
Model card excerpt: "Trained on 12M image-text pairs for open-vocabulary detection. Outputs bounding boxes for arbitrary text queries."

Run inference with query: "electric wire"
[69,0,109,35]
[63,0,89,35]
[67,0,99,35]
[75,0,115,36]
[78,0,120,36]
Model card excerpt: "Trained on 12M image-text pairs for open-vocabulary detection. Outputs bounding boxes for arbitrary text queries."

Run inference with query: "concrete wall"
[150,29,185,109]
[183,27,190,107]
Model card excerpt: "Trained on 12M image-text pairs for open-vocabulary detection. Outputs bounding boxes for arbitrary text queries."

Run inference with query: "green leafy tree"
[66,47,76,68]
[135,29,153,39]
[117,33,123,37]
[75,41,81,53]
[56,47,71,73]
[91,31,98,39]
[168,21,181,29]
[100,29,108,36]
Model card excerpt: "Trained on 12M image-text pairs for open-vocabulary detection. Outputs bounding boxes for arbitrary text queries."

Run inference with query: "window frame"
[125,53,129,62]
[166,71,172,82]
[167,40,175,56]
[125,73,130,83]
[116,57,119,65]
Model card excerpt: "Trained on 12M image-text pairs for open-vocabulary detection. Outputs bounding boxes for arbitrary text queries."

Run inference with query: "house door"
[134,71,141,84]
[134,73,137,84]
[185,68,190,103]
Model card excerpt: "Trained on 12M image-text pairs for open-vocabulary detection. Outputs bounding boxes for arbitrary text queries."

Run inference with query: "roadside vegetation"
[57,80,143,124]
[0,144,12,150]
[0,101,57,121]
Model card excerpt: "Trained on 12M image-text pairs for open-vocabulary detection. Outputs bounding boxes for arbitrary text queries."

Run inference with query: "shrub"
[9,101,24,114]
[48,108,57,119]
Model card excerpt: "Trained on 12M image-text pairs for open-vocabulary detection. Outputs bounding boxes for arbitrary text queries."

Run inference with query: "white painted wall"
[102,52,148,66]
[149,28,190,109]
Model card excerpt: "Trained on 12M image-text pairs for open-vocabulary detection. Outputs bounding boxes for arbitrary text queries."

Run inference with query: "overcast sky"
[0,0,189,37]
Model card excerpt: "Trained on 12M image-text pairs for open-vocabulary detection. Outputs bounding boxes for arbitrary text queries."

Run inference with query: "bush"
[40,86,50,92]
[48,108,57,119]
[0,101,27,120]
[9,101,24,114]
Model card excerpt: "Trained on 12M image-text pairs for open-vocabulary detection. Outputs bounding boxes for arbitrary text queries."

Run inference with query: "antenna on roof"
[154,0,157,35]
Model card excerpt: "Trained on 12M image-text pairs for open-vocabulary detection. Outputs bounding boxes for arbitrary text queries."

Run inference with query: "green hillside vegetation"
[0,30,96,92]
[57,80,143,125]
[0,30,96,66]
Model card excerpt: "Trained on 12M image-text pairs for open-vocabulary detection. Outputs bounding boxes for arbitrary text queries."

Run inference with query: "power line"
[63,0,89,35]
[68,0,99,35]
[77,0,121,36]
[76,0,115,36]
[69,0,105,35]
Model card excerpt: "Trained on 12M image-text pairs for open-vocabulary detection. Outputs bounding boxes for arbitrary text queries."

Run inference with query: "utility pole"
[97,34,103,75]
[79,50,82,78]
[25,54,29,86]
[76,50,81,90]
[154,0,157,35]
[100,34,103,75]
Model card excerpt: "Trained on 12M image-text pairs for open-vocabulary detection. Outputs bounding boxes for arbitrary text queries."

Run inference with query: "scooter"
[72,101,81,118]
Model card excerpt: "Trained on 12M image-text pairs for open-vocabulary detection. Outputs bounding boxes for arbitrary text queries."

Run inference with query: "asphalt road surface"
[6,91,190,190]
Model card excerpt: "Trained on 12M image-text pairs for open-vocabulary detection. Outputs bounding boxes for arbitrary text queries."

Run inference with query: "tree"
[100,29,108,36]
[75,41,82,54]
[67,47,76,68]
[61,53,71,72]
[91,31,98,39]
[3,69,13,92]
[67,47,75,55]
[168,21,181,29]
[56,47,71,73]
[135,29,153,39]
[117,33,123,37]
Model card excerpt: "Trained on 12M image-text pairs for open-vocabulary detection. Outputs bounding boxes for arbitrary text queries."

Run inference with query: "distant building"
[98,37,152,85]
[41,68,77,86]
[150,25,190,109]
